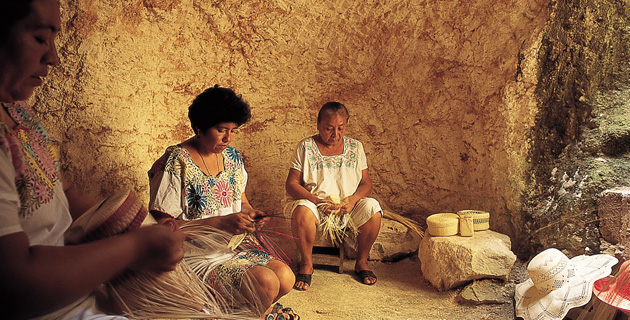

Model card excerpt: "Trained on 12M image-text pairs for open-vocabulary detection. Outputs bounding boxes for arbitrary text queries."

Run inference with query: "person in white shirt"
[286,101,382,291]
[0,1,185,318]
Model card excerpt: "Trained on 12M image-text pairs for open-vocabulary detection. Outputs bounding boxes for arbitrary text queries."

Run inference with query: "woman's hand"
[218,212,259,235]
[339,196,358,214]
[245,209,270,229]
[128,223,186,273]
[318,199,344,215]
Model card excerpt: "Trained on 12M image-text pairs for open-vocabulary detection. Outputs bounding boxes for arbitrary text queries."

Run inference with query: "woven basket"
[426,213,459,237]
[64,190,147,244]
[457,210,490,231]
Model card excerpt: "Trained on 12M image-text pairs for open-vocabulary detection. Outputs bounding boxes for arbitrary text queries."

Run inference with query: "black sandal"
[293,273,312,291]
[355,270,377,285]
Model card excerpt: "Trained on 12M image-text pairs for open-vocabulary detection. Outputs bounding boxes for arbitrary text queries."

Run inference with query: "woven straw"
[65,190,147,245]
[457,210,490,231]
[426,213,459,237]
[515,248,618,320]
[456,210,474,237]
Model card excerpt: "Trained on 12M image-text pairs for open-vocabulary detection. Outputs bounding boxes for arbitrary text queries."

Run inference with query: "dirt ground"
[275,256,528,320]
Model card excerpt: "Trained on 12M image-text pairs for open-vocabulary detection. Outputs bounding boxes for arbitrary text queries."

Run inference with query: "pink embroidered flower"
[34,180,50,203]
[213,180,232,208]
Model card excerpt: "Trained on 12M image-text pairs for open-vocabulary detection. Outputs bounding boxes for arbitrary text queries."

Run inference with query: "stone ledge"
[418,230,516,291]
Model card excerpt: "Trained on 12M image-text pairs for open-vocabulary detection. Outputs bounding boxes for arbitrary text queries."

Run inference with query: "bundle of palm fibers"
[383,210,425,239]
[183,225,266,316]
[106,225,262,319]
[317,202,358,247]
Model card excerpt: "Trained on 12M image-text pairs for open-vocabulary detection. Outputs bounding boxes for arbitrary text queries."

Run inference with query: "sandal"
[355,270,377,285]
[265,303,300,320]
[293,273,312,291]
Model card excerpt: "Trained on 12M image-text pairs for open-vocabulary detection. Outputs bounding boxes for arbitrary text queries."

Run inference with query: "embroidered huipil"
[289,136,368,200]
[148,145,247,219]
[0,102,70,246]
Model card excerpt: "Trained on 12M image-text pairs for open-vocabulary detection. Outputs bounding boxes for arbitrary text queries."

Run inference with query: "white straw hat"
[515,248,618,320]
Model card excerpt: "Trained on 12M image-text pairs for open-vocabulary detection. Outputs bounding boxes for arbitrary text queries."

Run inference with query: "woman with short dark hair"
[149,85,296,317]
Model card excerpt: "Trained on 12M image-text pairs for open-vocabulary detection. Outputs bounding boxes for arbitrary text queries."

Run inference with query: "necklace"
[196,139,221,175]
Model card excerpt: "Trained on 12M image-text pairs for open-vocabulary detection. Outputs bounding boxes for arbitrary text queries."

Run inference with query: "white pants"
[290,197,382,228]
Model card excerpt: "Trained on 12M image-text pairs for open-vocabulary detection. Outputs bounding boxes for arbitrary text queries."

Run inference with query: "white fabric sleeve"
[241,164,248,194]
[289,139,306,172]
[0,150,21,238]
[148,166,185,219]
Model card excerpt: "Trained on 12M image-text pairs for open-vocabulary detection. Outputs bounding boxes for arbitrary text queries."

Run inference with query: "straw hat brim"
[515,254,618,320]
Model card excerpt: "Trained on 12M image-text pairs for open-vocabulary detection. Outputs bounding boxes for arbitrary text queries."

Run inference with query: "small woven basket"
[426,213,459,237]
[457,210,490,231]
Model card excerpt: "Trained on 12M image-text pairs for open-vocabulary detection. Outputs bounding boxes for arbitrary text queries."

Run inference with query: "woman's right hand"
[317,198,343,214]
[128,224,186,273]
[218,212,257,235]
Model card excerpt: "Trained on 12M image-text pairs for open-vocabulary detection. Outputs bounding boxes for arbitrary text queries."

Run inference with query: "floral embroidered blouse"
[0,101,71,246]
[289,135,368,200]
[148,145,248,220]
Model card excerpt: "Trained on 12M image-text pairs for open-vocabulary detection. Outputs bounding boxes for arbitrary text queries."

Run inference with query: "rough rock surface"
[37,0,550,252]
[598,187,630,258]
[457,279,515,305]
[345,217,422,261]
[418,230,517,291]
[31,0,630,262]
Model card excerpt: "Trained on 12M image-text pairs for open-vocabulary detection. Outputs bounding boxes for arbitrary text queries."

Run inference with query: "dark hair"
[188,85,251,134]
[317,101,349,123]
[0,1,35,44]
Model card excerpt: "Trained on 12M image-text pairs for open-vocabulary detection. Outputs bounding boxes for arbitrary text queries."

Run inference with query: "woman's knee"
[268,260,295,294]
[291,205,318,227]
[247,266,280,298]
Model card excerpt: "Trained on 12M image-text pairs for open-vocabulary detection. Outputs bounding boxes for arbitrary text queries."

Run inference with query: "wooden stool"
[310,233,345,273]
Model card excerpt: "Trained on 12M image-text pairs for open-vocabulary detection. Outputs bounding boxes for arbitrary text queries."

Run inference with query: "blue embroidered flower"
[187,184,208,219]
[225,146,243,166]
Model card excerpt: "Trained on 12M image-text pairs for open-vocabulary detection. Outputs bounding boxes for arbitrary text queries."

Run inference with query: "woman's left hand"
[339,197,358,214]
[245,209,270,230]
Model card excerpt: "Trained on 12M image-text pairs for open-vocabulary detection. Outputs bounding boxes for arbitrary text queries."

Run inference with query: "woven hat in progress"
[64,189,148,244]
[515,248,618,320]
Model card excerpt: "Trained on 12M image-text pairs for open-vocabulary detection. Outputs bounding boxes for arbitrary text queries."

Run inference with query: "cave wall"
[32,0,554,254]
[521,0,630,257]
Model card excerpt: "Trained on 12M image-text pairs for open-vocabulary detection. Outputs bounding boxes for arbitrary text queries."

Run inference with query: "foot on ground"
[293,264,313,291]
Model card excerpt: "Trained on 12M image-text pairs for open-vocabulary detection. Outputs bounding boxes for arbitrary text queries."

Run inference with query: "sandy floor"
[275,256,524,320]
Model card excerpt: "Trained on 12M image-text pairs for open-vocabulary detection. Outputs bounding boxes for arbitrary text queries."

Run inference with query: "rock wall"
[33,0,556,254]
[520,0,630,257]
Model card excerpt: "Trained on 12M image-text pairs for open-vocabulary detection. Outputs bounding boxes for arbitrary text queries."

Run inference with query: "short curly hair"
[188,85,252,134]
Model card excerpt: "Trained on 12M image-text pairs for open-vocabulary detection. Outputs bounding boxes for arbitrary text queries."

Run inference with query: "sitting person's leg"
[290,201,319,290]
[265,259,295,299]
[242,261,296,316]
[350,197,383,285]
